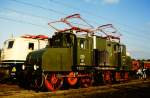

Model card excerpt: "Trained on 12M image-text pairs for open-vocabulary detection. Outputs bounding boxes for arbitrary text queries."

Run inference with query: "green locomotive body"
[23,29,130,91]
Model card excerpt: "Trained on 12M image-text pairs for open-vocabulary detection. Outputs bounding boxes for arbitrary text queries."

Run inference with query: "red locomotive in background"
[132,60,150,71]
[131,60,150,79]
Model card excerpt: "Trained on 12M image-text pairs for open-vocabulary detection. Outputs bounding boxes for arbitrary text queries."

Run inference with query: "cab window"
[29,43,34,50]
[8,41,14,49]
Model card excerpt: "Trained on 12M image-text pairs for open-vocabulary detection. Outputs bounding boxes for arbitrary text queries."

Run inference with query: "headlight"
[22,64,25,70]
[33,64,39,70]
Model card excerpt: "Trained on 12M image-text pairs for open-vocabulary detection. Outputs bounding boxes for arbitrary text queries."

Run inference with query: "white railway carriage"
[0,35,48,80]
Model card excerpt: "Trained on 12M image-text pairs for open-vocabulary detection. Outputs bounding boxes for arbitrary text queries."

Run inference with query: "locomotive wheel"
[80,77,92,88]
[44,73,63,91]
[103,71,111,84]
[67,72,78,86]
[124,72,129,81]
[115,72,121,82]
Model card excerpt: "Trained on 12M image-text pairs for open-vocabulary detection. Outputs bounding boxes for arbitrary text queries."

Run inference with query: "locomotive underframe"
[25,64,129,92]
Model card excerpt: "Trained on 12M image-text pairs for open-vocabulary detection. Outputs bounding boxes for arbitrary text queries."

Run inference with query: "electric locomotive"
[23,28,130,91]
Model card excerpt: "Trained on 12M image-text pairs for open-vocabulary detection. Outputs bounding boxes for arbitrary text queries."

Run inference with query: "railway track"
[1,79,150,98]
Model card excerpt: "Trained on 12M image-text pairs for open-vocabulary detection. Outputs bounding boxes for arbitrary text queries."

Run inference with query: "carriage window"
[29,43,34,50]
[8,41,14,49]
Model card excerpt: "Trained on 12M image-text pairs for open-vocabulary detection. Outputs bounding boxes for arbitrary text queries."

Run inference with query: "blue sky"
[0,0,150,59]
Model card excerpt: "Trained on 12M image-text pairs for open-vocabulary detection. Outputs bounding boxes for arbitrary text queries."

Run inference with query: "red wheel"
[80,76,92,88]
[67,72,78,86]
[125,72,129,80]
[115,72,121,81]
[104,71,111,81]
[103,71,111,84]
[44,73,63,91]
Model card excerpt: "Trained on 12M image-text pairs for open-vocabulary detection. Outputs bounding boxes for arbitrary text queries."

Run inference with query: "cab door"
[77,37,92,66]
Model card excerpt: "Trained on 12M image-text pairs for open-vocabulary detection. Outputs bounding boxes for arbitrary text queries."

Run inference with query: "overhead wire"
[8,0,146,39]
[38,0,150,41]
[50,0,150,33]
[5,0,150,41]
[0,8,51,21]
[9,0,96,28]
[0,16,48,29]
[10,0,66,16]
[9,0,145,34]
[49,0,150,40]
[1,8,91,29]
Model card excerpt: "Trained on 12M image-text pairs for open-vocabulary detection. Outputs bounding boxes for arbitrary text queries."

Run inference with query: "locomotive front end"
[23,31,77,90]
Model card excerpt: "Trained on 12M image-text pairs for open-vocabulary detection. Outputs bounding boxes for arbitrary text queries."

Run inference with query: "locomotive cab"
[26,30,77,72]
